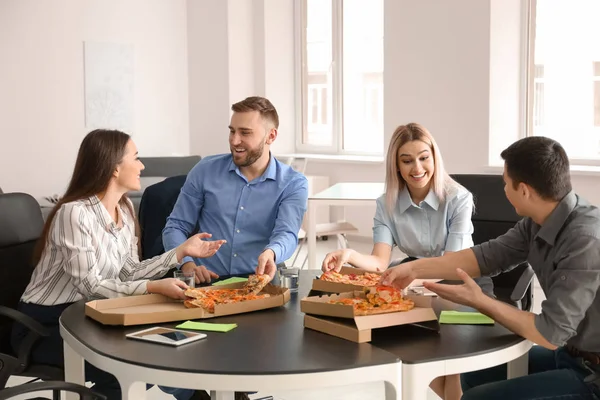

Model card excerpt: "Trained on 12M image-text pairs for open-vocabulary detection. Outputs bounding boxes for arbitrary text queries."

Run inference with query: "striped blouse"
[21,196,178,305]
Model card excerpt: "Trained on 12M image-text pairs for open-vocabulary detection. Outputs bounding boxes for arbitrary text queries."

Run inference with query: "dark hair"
[500,136,571,201]
[33,129,140,264]
[231,96,279,129]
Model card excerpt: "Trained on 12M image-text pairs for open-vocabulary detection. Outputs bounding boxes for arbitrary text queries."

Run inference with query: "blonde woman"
[322,123,490,400]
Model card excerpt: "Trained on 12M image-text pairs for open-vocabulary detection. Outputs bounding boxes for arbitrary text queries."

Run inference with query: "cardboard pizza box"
[311,266,382,293]
[301,291,437,343]
[85,282,290,326]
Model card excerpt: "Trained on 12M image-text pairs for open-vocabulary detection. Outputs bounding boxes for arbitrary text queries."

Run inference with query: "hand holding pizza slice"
[243,274,271,295]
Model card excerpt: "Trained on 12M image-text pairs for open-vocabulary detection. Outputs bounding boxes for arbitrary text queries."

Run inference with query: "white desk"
[306,182,384,270]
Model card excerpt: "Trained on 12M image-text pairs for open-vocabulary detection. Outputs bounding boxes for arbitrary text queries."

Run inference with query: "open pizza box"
[301,291,437,343]
[85,282,290,326]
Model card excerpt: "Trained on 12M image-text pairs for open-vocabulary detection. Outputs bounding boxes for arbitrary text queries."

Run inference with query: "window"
[527,0,600,162]
[298,0,384,155]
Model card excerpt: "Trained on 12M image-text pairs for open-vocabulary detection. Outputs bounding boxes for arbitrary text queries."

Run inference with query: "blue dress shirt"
[373,185,474,258]
[162,154,308,276]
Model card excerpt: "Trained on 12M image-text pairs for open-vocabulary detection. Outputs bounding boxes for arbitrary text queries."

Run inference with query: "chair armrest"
[0,381,107,400]
[510,263,535,304]
[0,306,49,337]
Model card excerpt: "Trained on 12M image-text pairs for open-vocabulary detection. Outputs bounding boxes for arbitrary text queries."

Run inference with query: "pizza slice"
[320,271,382,287]
[243,274,271,295]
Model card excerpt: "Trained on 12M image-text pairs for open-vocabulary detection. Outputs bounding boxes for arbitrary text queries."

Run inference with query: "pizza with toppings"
[328,286,415,316]
[183,274,272,313]
[320,271,381,287]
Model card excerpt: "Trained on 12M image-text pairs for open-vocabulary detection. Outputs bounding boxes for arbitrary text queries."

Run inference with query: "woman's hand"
[176,232,226,262]
[147,278,189,300]
[321,249,354,272]
[380,263,416,290]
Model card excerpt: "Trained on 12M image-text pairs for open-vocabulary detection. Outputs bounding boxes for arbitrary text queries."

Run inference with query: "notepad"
[176,321,238,332]
[212,277,248,286]
[439,311,495,325]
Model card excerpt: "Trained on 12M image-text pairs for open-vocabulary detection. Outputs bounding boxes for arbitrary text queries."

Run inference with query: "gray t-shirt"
[472,191,600,352]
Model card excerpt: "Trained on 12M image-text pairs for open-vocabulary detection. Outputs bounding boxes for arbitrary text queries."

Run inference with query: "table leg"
[119,380,147,400]
[402,364,439,400]
[307,200,317,270]
[210,390,235,400]
[507,352,529,378]
[383,380,400,400]
[63,341,85,400]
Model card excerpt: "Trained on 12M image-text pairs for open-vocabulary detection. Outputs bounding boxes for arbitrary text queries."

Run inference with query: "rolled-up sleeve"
[534,233,600,347]
[472,218,531,276]
[445,191,474,252]
[373,197,395,246]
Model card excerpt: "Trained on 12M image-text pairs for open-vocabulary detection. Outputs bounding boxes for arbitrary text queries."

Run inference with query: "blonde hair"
[384,123,458,215]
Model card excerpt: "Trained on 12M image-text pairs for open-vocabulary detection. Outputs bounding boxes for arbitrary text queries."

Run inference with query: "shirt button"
[240,206,244,210]
[246,184,250,187]
[560,275,566,281]
[234,254,237,257]
[236,229,240,233]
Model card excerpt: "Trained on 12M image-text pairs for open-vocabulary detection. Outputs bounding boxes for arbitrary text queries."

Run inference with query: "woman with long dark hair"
[12,129,225,399]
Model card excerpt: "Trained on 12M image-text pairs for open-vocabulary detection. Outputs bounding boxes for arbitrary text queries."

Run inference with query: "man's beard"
[231,140,265,167]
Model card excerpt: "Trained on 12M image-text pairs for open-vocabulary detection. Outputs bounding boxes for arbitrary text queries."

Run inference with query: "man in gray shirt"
[381,136,600,400]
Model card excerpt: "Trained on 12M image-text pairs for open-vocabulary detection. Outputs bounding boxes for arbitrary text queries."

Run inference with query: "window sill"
[484,165,600,176]
[276,153,384,164]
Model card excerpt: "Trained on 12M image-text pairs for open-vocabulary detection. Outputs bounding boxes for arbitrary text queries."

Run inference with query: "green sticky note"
[439,311,495,325]
[176,321,238,332]
[212,277,248,286]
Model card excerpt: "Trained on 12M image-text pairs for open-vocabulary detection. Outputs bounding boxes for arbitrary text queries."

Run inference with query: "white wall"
[187,0,231,156]
[0,0,190,197]
[187,0,296,157]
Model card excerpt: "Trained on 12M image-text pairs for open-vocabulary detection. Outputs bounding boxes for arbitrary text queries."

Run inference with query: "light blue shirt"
[162,154,308,276]
[373,185,474,258]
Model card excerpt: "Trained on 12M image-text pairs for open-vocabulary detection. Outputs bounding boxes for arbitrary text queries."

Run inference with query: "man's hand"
[422,268,486,308]
[380,263,416,289]
[321,249,354,272]
[256,249,277,280]
[181,261,219,284]
[147,278,188,300]
[176,232,226,262]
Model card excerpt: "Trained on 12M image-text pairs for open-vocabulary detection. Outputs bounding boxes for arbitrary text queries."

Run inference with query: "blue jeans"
[157,386,194,399]
[461,346,600,400]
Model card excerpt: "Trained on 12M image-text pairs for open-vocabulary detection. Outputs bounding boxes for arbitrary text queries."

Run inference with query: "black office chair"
[0,192,86,400]
[451,174,535,311]
[139,175,189,260]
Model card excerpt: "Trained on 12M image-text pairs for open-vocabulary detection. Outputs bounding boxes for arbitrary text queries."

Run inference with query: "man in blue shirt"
[163,96,308,283]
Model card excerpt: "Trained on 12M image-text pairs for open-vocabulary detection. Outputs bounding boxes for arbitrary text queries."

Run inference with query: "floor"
[5,237,544,399]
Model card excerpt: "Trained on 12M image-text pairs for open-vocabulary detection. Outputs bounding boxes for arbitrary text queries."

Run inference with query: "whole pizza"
[183,274,272,313]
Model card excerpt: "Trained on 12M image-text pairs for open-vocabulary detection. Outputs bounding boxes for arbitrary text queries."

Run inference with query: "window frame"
[294,0,384,156]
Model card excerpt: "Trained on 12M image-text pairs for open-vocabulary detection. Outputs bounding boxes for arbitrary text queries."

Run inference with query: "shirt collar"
[228,152,277,183]
[89,195,122,232]
[536,191,577,245]
[397,187,439,213]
